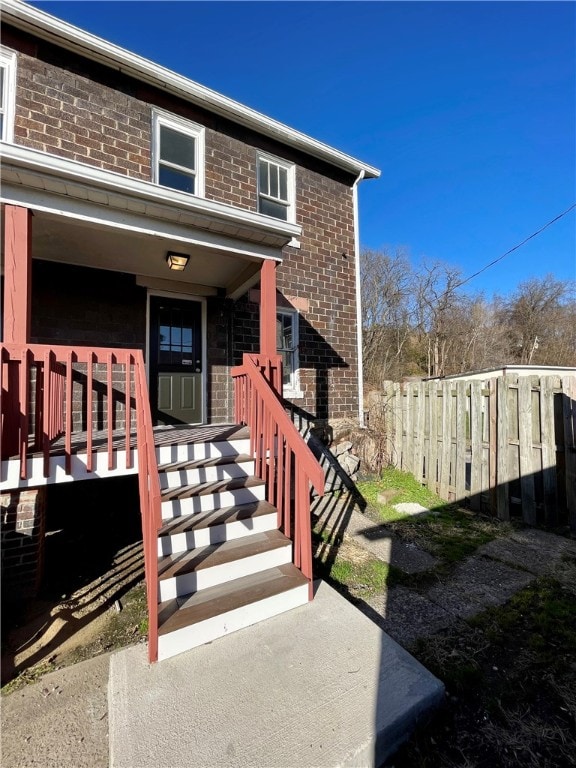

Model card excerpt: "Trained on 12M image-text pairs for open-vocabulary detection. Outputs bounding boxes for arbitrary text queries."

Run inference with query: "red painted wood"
[65,350,73,474]
[19,349,30,479]
[3,206,32,345]
[259,260,277,362]
[231,354,324,598]
[87,353,94,472]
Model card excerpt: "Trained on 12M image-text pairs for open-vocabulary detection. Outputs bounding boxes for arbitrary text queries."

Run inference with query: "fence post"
[496,376,510,520]
[562,375,576,534]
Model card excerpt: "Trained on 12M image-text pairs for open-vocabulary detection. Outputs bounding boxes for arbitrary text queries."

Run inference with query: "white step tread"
[161,476,264,502]
[158,500,277,538]
[157,529,291,583]
[158,453,254,473]
[158,563,308,636]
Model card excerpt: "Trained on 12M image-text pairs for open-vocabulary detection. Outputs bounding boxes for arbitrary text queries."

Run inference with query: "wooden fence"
[370,375,576,531]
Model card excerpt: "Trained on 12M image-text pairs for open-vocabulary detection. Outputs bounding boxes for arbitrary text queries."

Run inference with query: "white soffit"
[2,0,380,180]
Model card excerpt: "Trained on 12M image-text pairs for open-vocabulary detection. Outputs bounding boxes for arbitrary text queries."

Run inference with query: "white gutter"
[352,170,366,426]
[3,0,380,180]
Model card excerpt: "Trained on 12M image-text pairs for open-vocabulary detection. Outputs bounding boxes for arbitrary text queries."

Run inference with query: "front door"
[149,296,203,425]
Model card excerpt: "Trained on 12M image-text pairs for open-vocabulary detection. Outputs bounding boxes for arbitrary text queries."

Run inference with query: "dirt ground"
[1,476,146,690]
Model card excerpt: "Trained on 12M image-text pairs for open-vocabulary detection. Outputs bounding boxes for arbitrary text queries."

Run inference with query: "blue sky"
[33,1,576,298]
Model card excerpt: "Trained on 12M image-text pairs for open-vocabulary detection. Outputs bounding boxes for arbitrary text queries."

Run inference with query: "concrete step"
[157,500,278,556]
[157,529,292,601]
[158,454,255,489]
[157,563,308,661]
[160,477,266,520]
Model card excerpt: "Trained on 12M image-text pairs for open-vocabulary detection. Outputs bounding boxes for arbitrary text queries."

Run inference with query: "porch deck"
[0,424,249,491]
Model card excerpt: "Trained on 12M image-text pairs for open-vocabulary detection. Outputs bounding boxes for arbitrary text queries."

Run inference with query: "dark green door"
[149,296,203,425]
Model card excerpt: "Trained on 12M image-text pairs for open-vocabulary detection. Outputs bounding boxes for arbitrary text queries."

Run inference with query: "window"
[152,109,204,196]
[0,49,16,143]
[277,308,300,396]
[257,153,295,222]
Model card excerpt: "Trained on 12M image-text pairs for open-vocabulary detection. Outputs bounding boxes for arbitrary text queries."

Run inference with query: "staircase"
[153,426,309,661]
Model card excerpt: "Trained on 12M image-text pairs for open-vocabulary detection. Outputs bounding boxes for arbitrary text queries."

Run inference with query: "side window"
[0,49,16,143]
[257,153,295,222]
[152,109,204,196]
[277,309,300,395]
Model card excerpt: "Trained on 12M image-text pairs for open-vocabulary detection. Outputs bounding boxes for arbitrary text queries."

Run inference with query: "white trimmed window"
[152,109,204,196]
[277,308,301,396]
[257,153,295,222]
[0,49,16,143]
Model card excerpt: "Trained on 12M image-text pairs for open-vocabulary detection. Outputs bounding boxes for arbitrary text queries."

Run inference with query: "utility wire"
[453,203,576,291]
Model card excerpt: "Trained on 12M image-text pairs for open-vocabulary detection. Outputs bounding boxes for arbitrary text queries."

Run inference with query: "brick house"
[0,0,379,661]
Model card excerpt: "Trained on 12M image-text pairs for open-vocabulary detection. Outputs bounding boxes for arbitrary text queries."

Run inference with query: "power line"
[454,203,576,292]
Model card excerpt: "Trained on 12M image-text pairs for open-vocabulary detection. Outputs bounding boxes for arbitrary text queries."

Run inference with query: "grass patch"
[394,576,576,767]
[358,467,510,565]
[313,535,396,598]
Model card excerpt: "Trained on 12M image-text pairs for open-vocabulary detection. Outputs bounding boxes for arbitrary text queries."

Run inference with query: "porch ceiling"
[27,211,262,293]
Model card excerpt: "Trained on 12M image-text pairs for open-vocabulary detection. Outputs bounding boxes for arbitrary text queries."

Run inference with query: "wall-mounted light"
[166,251,190,271]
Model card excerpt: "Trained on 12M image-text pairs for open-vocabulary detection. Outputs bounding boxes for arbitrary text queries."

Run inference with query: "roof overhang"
[1,143,299,297]
[2,0,381,181]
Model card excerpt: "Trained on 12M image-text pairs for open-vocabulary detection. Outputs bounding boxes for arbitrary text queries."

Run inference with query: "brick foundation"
[1,488,47,602]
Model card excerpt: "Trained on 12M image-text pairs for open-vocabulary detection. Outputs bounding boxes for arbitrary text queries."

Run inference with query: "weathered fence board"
[376,374,576,529]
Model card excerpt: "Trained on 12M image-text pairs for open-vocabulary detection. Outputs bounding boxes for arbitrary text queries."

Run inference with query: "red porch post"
[2,205,32,458]
[259,259,282,393]
[3,205,32,343]
[259,259,277,359]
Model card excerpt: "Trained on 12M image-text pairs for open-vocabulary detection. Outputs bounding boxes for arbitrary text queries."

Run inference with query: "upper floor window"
[0,49,16,143]
[257,153,295,222]
[152,109,204,196]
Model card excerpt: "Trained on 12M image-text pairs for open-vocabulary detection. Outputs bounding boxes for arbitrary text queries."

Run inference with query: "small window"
[0,49,16,143]
[152,109,204,196]
[257,153,295,222]
[277,308,300,395]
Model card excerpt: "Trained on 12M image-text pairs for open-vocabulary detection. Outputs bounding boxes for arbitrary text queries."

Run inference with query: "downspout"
[352,169,366,426]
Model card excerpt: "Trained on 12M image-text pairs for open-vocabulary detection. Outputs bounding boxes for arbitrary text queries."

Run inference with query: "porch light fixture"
[166,251,190,271]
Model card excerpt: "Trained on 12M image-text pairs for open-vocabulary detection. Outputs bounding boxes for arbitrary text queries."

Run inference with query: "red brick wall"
[1,488,46,602]
[4,27,360,423]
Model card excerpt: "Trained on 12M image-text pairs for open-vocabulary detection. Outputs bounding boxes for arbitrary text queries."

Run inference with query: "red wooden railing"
[232,353,325,599]
[0,343,161,662]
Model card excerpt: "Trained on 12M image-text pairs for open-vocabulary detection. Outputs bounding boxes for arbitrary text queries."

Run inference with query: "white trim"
[0,451,138,490]
[0,143,301,244]
[2,0,380,179]
[152,108,205,198]
[256,151,296,224]
[277,307,303,399]
[352,170,365,426]
[146,290,208,425]
[0,48,16,143]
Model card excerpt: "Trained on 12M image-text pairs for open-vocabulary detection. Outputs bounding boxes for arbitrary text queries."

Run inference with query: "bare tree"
[499,275,576,365]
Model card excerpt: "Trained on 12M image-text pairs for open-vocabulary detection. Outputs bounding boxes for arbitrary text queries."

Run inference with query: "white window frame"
[277,307,302,398]
[257,151,296,224]
[0,48,17,143]
[152,108,205,197]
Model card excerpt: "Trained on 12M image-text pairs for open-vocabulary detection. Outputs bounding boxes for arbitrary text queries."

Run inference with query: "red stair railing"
[231,353,325,599]
[0,343,161,662]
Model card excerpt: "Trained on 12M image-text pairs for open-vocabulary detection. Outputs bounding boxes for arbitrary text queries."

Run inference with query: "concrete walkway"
[313,493,576,649]
[108,581,443,768]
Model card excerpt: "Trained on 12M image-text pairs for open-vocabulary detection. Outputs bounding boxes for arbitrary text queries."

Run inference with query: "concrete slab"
[364,586,457,648]
[426,556,534,619]
[1,653,109,768]
[109,581,444,768]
